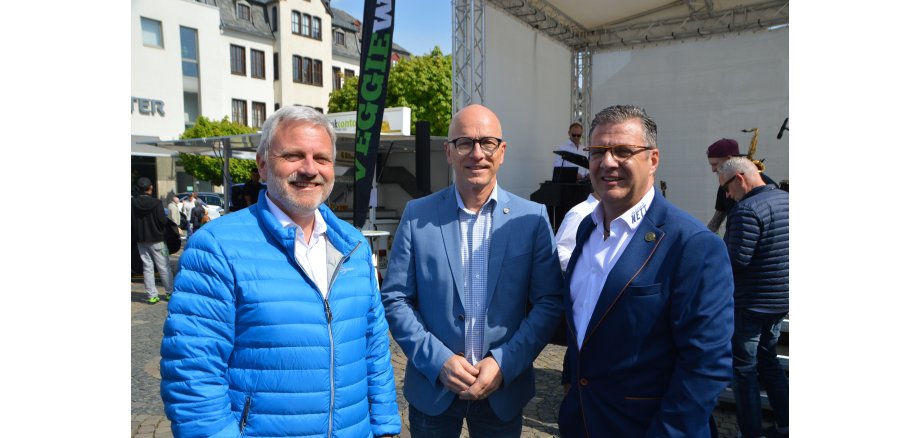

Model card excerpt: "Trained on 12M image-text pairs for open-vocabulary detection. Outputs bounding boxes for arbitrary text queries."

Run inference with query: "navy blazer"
[381,185,564,421]
[558,189,734,437]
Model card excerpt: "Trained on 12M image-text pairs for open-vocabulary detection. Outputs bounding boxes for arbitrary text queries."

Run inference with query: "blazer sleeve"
[646,230,734,437]
[160,229,241,438]
[380,202,456,385]
[487,207,565,383]
[363,244,402,436]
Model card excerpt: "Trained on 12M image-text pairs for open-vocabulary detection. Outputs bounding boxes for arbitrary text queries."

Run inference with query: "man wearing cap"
[558,105,733,437]
[718,157,789,438]
[131,177,173,304]
[706,138,777,233]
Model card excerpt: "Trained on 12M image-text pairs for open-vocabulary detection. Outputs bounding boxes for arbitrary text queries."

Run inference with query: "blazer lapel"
[438,188,465,306]
[485,190,512,306]
[581,197,666,346]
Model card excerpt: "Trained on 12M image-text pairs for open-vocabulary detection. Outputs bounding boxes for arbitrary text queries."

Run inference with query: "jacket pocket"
[623,283,662,297]
[238,395,252,437]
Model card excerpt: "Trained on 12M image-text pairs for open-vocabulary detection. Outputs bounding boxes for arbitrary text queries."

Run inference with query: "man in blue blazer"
[381,104,564,437]
[558,105,734,437]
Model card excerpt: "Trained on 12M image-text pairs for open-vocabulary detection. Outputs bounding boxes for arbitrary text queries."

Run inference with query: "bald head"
[448,104,503,139]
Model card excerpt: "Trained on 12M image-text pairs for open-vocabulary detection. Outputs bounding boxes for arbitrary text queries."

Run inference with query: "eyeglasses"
[585,145,653,161]
[570,133,582,138]
[448,136,503,156]
[720,174,742,191]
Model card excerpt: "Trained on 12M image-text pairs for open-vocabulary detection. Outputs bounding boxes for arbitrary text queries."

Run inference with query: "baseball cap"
[137,177,153,189]
[707,138,740,158]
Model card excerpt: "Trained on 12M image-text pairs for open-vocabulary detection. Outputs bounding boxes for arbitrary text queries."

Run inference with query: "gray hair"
[589,105,658,149]
[258,106,337,159]
[717,156,759,179]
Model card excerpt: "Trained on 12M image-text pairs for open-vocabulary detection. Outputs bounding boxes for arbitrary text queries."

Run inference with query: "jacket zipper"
[324,240,361,438]
[239,395,252,436]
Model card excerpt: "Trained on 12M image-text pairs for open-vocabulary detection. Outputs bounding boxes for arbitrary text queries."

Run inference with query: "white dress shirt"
[553,139,588,178]
[266,197,330,299]
[569,187,655,349]
[554,194,599,272]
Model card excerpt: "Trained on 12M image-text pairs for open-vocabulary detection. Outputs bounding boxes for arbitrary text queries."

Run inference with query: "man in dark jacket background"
[131,177,173,304]
[718,157,789,438]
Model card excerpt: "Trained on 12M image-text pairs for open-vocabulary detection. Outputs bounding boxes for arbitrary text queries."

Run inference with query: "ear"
[444,142,453,165]
[256,152,267,180]
[649,148,660,175]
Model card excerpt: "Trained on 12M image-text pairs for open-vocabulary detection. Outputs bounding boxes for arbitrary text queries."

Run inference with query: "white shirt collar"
[265,195,327,245]
[454,184,499,214]
[590,186,655,237]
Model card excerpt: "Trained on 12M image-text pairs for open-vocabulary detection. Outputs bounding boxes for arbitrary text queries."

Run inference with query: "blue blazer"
[381,185,564,421]
[558,189,734,437]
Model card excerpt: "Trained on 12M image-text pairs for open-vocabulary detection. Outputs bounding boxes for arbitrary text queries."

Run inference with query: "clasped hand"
[438,355,503,401]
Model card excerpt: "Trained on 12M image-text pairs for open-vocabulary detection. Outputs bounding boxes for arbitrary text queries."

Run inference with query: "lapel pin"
[503,208,510,214]
[645,232,656,242]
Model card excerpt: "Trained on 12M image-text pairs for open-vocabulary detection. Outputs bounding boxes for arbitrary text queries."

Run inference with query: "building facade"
[133,0,404,198]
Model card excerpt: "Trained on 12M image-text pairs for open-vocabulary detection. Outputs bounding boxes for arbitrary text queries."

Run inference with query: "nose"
[599,149,619,169]
[298,156,319,176]
[467,142,486,159]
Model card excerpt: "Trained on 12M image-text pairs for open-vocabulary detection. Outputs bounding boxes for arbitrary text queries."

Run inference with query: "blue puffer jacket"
[160,192,400,438]
[723,184,789,313]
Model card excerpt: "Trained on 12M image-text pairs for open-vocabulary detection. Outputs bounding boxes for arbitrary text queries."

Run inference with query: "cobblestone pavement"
[132,252,752,437]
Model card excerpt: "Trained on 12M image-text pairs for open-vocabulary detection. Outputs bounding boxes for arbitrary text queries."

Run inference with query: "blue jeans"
[409,398,522,438]
[731,309,789,437]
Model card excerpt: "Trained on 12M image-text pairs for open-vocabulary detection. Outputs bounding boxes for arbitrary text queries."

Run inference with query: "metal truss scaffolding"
[571,48,592,136]
[452,0,486,114]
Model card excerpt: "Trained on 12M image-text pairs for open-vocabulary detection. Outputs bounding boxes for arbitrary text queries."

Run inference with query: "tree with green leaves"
[178,116,259,186]
[328,46,452,136]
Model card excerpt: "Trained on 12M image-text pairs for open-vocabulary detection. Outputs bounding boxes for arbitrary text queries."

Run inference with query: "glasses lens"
[454,137,474,153]
[611,147,636,159]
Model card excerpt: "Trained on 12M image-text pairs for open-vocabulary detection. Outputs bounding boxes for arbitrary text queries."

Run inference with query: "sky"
[329,0,452,56]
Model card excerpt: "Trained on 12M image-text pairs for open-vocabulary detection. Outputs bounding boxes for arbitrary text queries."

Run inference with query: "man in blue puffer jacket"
[160,106,400,438]
[718,157,789,438]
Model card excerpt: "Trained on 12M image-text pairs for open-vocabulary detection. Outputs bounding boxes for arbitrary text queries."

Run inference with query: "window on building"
[313,60,323,86]
[252,102,266,128]
[334,31,344,46]
[236,3,250,21]
[332,66,341,90]
[231,44,246,75]
[293,56,303,82]
[303,57,314,84]
[180,26,199,77]
[275,103,280,111]
[273,52,279,80]
[345,69,355,79]
[312,17,321,39]
[184,92,200,128]
[141,17,163,48]
[232,99,248,126]
[303,14,312,38]
[271,6,278,31]
[291,11,301,35]
[293,55,322,86]
[251,49,265,79]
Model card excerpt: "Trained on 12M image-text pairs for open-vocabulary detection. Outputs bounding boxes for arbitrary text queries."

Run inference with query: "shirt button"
[458,314,465,321]
[579,378,588,386]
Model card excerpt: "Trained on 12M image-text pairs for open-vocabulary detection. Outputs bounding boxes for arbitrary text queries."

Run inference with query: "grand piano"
[530,151,592,232]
